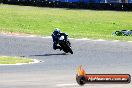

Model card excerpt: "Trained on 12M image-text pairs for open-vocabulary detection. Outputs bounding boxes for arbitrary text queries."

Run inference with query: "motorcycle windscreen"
[59,36,64,41]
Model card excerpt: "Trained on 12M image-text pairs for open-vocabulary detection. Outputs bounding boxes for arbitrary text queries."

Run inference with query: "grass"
[0,4,132,41]
[0,56,33,64]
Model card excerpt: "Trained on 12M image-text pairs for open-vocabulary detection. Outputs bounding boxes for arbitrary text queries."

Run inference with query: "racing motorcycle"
[112,30,132,36]
[58,35,73,54]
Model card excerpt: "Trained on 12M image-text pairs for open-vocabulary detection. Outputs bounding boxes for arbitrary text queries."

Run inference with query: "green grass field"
[0,56,33,64]
[0,4,132,41]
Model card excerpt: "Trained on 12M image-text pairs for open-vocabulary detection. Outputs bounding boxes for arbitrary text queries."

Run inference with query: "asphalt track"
[0,34,132,88]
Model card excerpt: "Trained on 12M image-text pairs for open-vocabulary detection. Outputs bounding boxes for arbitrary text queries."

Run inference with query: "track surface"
[0,34,132,88]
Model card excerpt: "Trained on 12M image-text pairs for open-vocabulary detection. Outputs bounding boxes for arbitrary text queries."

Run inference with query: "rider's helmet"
[54,28,61,35]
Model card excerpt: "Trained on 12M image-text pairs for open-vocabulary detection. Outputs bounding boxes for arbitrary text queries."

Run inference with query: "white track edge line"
[1,33,132,43]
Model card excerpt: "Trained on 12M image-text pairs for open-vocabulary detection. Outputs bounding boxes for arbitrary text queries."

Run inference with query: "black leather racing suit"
[52,32,68,50]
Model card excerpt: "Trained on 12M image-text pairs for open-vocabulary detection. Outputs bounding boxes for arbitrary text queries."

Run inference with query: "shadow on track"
[28,53,68,57]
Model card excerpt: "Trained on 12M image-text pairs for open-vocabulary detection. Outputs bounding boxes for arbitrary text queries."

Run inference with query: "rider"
[51,28,68,50]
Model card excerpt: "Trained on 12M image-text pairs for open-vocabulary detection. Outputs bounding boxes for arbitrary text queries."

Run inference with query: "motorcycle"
[58,35,73,54]
[112,30,132,36]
